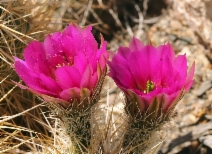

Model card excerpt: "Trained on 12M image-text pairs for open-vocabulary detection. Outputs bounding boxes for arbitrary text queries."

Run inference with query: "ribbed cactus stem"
[123,96,170,154]
[123,118,161,154]
[63,111,91,153]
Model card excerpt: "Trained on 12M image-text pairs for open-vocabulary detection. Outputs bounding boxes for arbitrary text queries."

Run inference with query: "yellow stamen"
[144,80,155,94]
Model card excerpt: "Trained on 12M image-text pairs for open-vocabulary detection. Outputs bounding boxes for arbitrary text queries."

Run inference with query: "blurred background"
[1,0,212,153]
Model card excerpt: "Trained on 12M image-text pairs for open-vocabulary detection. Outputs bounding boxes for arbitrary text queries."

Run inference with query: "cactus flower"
[14,24,108,108]
[108,37,195,117]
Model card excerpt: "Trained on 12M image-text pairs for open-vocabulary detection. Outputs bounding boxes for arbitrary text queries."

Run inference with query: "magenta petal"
[64,24,83,38]
[62,24,98,57]
[173,55,187,81]
[157,43,175,60]
[109,52,129,70]
[140,93,157,106]
[55,66,81,89]
[128,54,147,90]
[23,41,50,76]
[157,56,174,87]
[44,32,72,58]
[184,62,195,91]
[129,45,159,90]
[184,80,194,92]
[117,46,131,59]
[23,41,46,63]
[14,58,58,96]
[129,36,144,51]
[44,34,61,58]
[48,55,68,68]
[28,84,57,96]
[90,72,98,90]
[82,25,98,52]
[162,93,175,111]
[14,58,41,86]
[46,30,75,58]
[12,80,56,96]
[74,52,88,75]
[162,90,182,111]
[108,61,136,89]
[60,87,81,101]
[65,25,98,52]
[99,54,107,71]
[108,62,117,80]
[80,65,92,88]
[39,73,61,94]
[90,41,107,71]
[59,33,76,57]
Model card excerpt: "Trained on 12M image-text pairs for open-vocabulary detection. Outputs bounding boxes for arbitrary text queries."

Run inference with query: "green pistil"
[144,80,155,93]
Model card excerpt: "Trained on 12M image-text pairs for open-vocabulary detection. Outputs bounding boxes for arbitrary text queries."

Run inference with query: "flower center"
[144,80,155,94]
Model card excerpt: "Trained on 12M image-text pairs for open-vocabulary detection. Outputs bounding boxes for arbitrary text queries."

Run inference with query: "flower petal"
[129,45,159,90]
[44,33,63,58]
[90,72,98,90]
[23,41,50,76]
[74,52,88,75]
[173,55,187,84]
[39,73,61,94]
[129,36,144,51]
[80,65,92,88]
[155,56,174,88]
[63,24,98,56]
[162,89,183,112]
[60,87,81,101]
[117,46,131,59]
[14,57,60,95]
[14,58,42,86]
[184,62,195,91]
[55,66,81,89]
[157,43,175,60]
[48,55,68,69]
[108,61,136,89]
[90,41,107,71]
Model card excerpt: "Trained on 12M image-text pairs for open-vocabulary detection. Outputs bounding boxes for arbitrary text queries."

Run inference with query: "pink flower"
[14,24,108,108]
[108,37,194,116]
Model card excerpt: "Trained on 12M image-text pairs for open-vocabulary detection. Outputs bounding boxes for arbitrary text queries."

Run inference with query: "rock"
[205,114,212,120]
[180,46,191,56]
[199,135,212,149]
[196,80,212,96]
[170,20,182,30]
